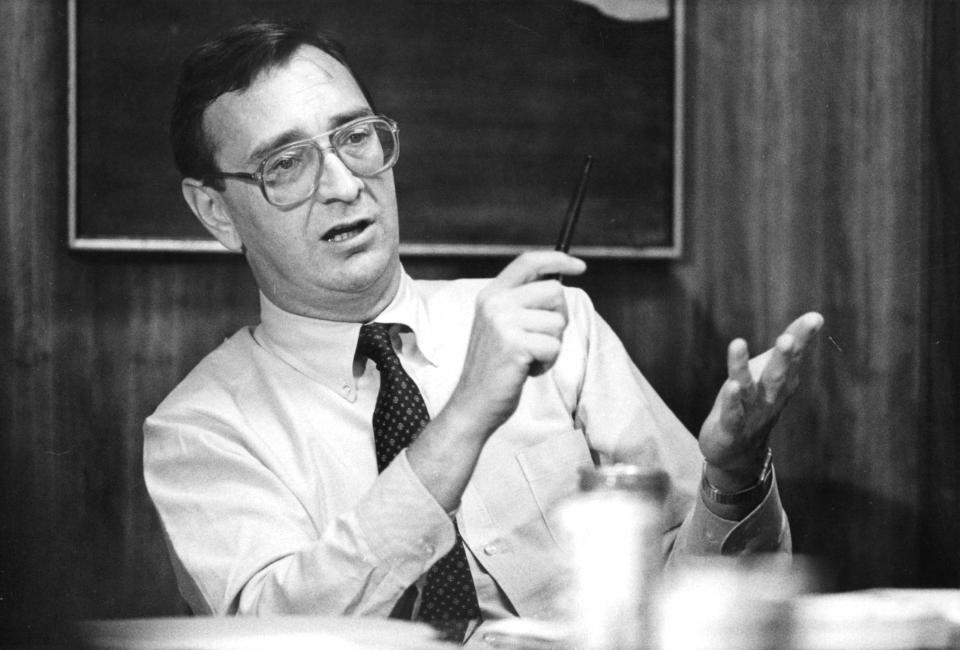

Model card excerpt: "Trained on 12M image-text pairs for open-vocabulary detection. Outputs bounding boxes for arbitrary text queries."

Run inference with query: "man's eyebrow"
[246,129,310,165]
[332,108,375,128]
[245,108,375,166]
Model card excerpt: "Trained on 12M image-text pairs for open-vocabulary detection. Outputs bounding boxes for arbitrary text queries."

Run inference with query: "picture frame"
[68,0,684,258]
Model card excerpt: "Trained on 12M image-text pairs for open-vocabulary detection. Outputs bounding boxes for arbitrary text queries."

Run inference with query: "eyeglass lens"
[262,119,398,206]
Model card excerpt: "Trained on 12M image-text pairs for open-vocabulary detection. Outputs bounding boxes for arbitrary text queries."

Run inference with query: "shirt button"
[483,542,500,556]
[420,540,435,557]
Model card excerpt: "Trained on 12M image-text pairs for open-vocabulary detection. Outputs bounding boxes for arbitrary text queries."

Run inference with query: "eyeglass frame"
[203,114,400,207]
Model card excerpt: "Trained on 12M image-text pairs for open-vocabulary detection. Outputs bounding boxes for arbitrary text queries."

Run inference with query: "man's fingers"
[519,309,568,340]
[760,334,793,399]
[704,313,822,469]
[491,251,587,289]
[524,332,564,376]
[508,278,570,311]
[745,312,824,384]
[747,347,774,383]
[718,380,746,434]
[727,338,753,390]
[781,311,825,355]
[477,280,570,332]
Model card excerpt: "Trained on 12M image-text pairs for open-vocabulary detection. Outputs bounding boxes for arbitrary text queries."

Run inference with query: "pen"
[549,154,593,282]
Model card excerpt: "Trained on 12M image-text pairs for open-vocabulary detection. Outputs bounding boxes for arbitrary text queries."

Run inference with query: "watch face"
[701,448,773,507]
[759,448,775,486]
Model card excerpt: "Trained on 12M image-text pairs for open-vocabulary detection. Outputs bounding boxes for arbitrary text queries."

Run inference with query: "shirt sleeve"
[143,401,456,616]
[564,288,789,564]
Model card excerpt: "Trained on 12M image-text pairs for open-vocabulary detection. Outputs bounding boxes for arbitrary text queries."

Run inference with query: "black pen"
[549,154,593,282]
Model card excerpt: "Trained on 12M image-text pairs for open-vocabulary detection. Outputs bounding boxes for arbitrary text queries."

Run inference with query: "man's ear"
[180,178,244,251]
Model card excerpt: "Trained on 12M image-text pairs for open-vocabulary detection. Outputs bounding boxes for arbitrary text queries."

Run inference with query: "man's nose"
[314,149,363,203]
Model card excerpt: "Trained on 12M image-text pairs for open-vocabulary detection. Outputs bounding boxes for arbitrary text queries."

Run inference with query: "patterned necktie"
[357,323,481,631]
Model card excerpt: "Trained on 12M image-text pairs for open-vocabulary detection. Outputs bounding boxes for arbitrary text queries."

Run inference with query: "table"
[78,589,960,650]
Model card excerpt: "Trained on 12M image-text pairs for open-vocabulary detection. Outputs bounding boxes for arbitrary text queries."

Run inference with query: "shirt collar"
[254,270,438,402]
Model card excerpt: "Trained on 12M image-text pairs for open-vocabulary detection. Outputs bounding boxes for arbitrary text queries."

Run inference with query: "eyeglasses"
[207,115,399,207]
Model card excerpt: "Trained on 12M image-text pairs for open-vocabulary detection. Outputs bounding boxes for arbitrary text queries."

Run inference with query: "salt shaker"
[553,465,667,650]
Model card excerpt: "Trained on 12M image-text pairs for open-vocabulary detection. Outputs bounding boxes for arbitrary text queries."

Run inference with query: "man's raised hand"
[699,311,824,490]
[445,251,586,439]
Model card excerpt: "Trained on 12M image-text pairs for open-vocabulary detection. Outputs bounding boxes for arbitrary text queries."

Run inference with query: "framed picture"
[68,0,684,257]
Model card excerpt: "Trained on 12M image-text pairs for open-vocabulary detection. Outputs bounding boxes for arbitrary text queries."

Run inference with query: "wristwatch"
[701,447,774,507]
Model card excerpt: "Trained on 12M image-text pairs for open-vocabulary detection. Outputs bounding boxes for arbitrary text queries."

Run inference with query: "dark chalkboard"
[68,0,682,257]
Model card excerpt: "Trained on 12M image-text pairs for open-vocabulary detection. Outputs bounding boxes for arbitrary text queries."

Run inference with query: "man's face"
[202,46,401,320]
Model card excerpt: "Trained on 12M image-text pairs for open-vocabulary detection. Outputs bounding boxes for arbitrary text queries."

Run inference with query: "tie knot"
[358,322,397,367]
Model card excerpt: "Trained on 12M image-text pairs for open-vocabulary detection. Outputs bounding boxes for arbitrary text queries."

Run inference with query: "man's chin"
[328,247,401,298]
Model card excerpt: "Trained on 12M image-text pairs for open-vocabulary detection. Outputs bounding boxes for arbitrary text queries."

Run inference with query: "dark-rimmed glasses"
[206,115,399,207]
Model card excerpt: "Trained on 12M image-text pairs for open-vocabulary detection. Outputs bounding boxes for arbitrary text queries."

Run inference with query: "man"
[145,18,823,631]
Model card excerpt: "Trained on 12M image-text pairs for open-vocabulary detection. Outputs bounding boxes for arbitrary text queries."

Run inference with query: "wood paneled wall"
[683,0,941,590]
[1,0,956,628]
[925,0,960,589]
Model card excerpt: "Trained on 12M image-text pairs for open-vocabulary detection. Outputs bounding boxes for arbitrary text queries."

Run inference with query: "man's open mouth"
[322,219,372,243]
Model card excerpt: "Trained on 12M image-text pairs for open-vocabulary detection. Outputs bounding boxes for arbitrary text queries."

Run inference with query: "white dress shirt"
[143,270,789,618]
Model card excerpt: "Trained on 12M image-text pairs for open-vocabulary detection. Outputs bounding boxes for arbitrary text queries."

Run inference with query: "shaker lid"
[578,464,669,498]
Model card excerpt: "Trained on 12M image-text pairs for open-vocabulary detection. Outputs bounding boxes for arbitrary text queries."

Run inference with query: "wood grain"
[923,0,960,587]
[685,0,934,589]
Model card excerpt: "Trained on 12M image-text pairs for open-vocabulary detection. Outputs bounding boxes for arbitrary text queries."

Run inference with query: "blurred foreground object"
[792,589,960,650]
[656,555,812,650]
[78,616,453,650]
[574,0,669,22]
[658,559,959,650]
[554,465,668,650]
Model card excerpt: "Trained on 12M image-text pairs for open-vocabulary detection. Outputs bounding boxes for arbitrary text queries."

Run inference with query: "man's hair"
[170,19,374,184]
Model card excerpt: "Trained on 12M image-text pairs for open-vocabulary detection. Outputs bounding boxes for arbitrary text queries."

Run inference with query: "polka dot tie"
[357,323,481,634]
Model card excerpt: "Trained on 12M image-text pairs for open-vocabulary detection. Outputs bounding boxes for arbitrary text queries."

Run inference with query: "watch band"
[701,447,774,507]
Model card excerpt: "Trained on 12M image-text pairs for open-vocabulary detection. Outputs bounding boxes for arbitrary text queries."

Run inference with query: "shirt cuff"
[354,449,458,582]
[672,468,790,556]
